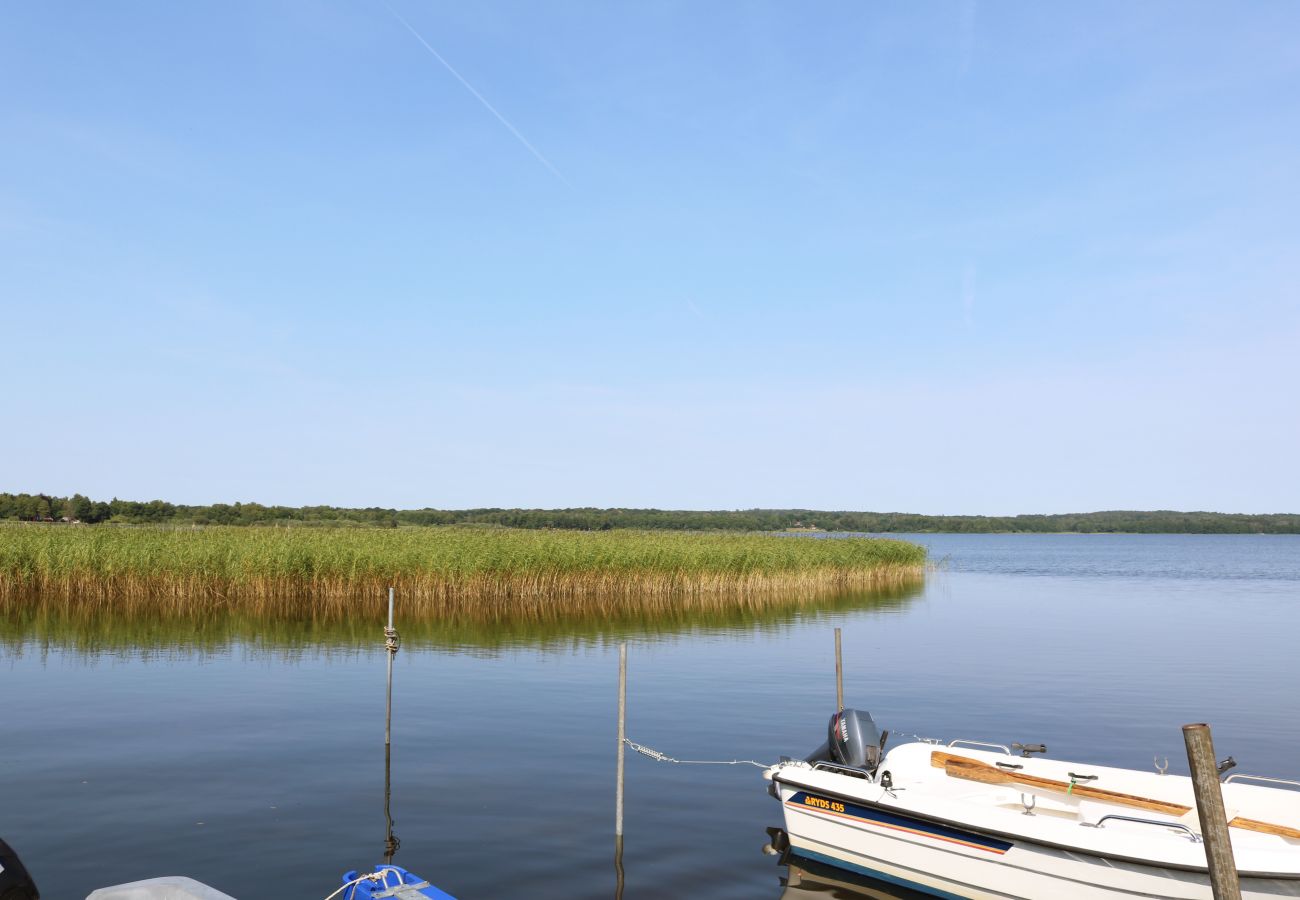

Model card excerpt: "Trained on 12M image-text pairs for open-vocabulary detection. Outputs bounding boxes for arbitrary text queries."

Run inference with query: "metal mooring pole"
[834,627,844,712]
[1183,723,1241,900]
[383,587,400,863]
[616,643,627,837]
[614,643,628,898]
[385,587,396,748]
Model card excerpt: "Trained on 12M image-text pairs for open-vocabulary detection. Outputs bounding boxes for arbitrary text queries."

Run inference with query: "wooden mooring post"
[1183,723,1241,900]
[834,627,844,712]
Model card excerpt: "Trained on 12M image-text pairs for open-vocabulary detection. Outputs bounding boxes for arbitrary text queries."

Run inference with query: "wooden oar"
[932,750,1192,816]
[1228,817,1300,841]
[931,751,1300,840]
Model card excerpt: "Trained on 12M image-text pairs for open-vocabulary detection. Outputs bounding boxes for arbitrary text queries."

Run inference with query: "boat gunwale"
[772,769,1300,881]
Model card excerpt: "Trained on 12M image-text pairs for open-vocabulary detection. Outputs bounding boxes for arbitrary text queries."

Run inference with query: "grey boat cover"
[87,876,237,900]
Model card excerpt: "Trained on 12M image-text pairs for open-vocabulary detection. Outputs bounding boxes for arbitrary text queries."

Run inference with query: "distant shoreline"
[2,492,1297,534]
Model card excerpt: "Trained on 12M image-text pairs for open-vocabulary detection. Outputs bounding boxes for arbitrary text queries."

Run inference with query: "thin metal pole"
[385,587,395,749]
[384,586,399,863]
[1183,723,1241,900]
[616,643,627,838]
[834,627,844,712]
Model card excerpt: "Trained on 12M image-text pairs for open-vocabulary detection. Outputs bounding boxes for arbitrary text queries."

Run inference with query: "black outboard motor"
[0,837,40,899]
[805,709,884,771]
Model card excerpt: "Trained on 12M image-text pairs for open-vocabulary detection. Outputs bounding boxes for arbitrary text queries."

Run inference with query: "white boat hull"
[780,787,1300,898]
[770,743,1300,900]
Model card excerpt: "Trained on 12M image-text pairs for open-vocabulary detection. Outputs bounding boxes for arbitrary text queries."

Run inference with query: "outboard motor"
[805,709,884,771]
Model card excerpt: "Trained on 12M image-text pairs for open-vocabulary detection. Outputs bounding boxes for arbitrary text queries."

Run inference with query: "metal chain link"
[623,738,769,768]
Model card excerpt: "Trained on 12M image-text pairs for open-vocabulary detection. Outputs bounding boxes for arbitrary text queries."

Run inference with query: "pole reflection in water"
[384,742,399,865]
[614,643,627,900]
[613,834,624,900]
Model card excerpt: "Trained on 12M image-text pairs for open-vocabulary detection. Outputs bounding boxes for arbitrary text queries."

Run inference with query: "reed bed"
[0,524,926,621]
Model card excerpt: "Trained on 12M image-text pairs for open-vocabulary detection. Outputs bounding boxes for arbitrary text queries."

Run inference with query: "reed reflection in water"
[0,579,925,658]
[3,577,925,899]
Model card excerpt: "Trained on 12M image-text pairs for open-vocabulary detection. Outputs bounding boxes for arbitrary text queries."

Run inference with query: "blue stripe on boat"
[786,791,1014,856]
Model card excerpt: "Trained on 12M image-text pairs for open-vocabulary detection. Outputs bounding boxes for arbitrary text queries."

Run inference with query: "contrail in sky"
[958,0,977,76]
[380,0,571,186]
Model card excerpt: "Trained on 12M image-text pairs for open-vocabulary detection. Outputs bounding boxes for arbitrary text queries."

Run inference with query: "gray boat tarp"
[87,876,237,900]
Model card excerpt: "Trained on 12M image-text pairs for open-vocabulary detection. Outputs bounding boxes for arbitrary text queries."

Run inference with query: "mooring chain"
[623,738,768,769]
[384,625,400,653]
[622,730,945,769]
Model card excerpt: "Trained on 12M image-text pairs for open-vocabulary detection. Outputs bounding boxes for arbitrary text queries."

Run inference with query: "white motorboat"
[765,710,1300,899]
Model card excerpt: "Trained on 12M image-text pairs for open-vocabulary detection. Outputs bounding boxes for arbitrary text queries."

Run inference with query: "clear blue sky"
[4,2,1297,514]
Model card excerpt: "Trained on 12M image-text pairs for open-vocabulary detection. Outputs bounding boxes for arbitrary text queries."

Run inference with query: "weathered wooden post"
[834,627,844,712]
[1183,723,1241,900]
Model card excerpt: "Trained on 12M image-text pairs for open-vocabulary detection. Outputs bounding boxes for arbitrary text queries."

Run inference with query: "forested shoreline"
[1,492,1295,533]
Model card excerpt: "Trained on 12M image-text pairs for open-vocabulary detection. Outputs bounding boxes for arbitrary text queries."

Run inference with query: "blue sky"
[4,2,1297,514]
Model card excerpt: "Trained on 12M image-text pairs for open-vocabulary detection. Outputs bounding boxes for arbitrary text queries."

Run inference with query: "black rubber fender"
[0,838,40,900]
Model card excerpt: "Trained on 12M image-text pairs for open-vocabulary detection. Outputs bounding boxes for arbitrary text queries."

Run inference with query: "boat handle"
[811,761,872,779]
[948,740,1013,756]
[1084,814,1201,843]
[1223,773,1300,790]
[376,867,408,885]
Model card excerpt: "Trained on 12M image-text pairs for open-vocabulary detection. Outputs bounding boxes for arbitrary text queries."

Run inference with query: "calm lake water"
[3,534,1299,899]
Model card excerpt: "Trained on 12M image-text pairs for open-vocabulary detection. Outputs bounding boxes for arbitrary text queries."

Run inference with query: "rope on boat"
[323,866,418,900]
[624,738,768,769]
[322,871,382,900]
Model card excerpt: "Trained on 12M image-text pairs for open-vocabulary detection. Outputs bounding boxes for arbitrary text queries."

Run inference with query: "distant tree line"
[1,493,1297,533]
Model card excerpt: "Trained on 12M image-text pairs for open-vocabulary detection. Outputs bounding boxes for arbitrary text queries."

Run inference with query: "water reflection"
[767,832,928,899]
[613,834,625,900]
[384,742,400,867]
[0,580,924,658]
[779,857,929,899]
[6,535,1298,899]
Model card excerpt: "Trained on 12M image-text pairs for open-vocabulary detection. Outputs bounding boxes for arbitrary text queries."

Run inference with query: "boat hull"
[777,782,1300,900]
